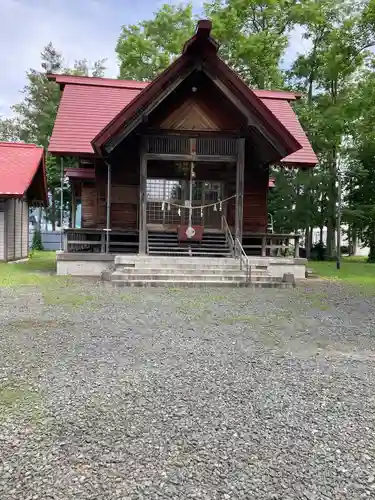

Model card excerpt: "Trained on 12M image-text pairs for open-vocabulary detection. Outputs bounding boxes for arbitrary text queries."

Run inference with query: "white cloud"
[0,0,206,117]
[0,0,309,118]
[0,0,120,116]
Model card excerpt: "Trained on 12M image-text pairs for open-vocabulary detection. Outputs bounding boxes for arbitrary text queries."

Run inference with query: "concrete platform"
[56,251,307,283]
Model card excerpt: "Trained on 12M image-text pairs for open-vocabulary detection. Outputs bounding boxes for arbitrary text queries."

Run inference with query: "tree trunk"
[326,218,335,257]
[351,231,357,256]
[305,226,311,259]
[368,223,375,263]
[51,189,56,231]
[326,146,338,258]
[319,225,324,245]
[37,207,42,232]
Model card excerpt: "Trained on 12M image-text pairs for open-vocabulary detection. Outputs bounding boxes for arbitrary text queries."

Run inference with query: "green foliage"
[31,230,44,251]
[116,3,195,81]
[8,43,107,228]
[207,0,299,88]
[0,117,20,141]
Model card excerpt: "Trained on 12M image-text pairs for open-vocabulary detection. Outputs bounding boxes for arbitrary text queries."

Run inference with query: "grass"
[0,379,43,423]
[309,256,375,290]
[0,251,97,307]
[0,251,57,287]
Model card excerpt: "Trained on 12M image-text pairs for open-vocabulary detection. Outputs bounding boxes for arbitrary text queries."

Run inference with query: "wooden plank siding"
[22,200,29,258]
[81,165,140,231]
[243,165,269,233]
[0,202,4,260]
[80,158,268,234]
[6,199,15,260]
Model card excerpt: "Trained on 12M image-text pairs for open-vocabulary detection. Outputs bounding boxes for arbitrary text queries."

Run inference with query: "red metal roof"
[49,84,141,155]
[0,142,47,203]
[260,98,317,166]
[48,76,317,166]
[49,74,148,90]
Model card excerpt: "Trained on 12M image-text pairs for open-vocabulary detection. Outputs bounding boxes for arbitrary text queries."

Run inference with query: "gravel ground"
[0,280,375,500]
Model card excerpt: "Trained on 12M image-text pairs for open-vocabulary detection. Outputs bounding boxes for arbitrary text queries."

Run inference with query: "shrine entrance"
[146,178,225,230]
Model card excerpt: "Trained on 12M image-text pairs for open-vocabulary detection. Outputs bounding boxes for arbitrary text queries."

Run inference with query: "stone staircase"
[108,255,293,288]
[147,230,231,257]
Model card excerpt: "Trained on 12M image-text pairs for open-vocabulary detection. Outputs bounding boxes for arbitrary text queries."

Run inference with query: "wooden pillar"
[71,181,76,228]
[139,139,148,255]
[235,138,245,255]
[105,161,111,253]
[60,157,64,251]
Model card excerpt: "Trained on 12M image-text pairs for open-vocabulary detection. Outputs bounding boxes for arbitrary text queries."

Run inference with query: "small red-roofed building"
[49,20,317,281]
[0,142,47,261]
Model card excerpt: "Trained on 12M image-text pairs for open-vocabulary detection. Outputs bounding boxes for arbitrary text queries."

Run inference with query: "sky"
[0,0,309,117]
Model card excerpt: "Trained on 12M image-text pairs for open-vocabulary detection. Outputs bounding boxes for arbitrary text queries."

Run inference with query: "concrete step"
[115,256,245,266]
[115,261,248,275]
[148,251,232,257]
[111,279,291,288]
[112,273,248,282]
[112,274,279,283]
[113,267,269,276]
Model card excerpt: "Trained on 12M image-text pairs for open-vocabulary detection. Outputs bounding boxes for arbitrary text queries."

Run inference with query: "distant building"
[0,142,47,261]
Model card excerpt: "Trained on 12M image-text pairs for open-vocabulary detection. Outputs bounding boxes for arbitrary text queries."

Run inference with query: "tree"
[116,3,195,81]
[206,0,302,88]
[11,43,107,229]
[285,0,375,257]
[344,68,375,261]
[0,117,20,141]
[116,0,302,88]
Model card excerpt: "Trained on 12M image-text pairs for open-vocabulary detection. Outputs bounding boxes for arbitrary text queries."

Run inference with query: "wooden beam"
[105,65,197,155]
[139,139,148,255]
[202,65,288,158]
[235,138,245,253]
[145,153,237,163]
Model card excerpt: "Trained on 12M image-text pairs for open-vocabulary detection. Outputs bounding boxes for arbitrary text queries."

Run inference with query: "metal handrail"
[221,215,235,256]
[235,237,251,283]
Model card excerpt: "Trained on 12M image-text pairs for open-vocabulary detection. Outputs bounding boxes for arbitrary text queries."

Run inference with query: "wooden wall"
[80,142,268,234]
[243,164,269,233]
[81,158,140,230]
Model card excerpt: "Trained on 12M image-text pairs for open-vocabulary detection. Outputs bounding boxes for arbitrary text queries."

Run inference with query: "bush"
[31,230,44,251]
[310,242,327,261]
[368,245,375,263]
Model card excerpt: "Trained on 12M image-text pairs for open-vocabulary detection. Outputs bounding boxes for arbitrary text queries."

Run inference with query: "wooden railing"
[147,135,238,157]
[243,233,300,258]
[62,229,138,253]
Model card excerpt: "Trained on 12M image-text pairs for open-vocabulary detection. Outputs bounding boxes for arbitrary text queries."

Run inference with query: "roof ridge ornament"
[182,19,219,55]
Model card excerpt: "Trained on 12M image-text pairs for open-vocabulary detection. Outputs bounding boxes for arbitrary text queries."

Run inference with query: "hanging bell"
[161,201,165,212]
[213,203,217,212]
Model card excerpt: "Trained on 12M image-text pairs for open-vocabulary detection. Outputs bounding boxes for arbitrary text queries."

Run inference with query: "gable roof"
[92,21,301,159]
[0,142,47,204]
[48,21,317,167]
[48,76,317,167]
